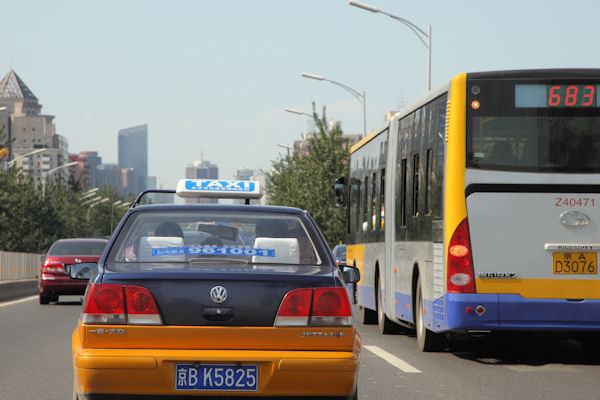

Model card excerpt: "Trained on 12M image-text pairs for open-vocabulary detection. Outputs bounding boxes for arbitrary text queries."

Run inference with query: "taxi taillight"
[82,284,162,325]
[274,287,353,327]
[447,218,476,293]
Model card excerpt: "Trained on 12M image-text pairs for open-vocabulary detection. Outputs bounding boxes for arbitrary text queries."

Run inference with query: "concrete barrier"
[0,279,38,302]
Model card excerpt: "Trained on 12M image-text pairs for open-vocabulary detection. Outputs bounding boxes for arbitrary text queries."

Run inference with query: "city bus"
[335,69,600,351]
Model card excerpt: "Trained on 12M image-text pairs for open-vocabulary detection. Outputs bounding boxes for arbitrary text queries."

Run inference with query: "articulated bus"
[336,69,600,351]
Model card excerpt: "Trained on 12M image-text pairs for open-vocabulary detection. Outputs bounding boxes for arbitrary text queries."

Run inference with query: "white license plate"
[175,364,258,391]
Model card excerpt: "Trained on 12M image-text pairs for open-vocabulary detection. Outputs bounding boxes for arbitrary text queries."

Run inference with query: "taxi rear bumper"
[74,348,359,398]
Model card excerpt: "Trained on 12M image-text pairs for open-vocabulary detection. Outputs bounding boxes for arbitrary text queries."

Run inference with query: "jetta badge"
[559,210,590,229]
[210,286,228,304]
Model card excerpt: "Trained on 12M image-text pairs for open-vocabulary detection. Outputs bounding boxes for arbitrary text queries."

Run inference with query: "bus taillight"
[447,218,476,293]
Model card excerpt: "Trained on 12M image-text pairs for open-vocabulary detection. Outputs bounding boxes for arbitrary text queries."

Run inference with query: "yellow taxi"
[71,179,361,399]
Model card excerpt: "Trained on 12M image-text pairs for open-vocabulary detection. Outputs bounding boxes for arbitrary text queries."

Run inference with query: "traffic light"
[0,147,8,160]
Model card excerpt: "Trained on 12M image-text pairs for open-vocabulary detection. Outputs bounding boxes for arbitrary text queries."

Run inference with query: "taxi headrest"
[252,237,299,264]
[138,236,185,262]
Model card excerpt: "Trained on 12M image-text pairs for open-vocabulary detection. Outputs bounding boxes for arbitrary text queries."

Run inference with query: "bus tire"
[415,277,446,351]
[359,305,377,325]
[377,274,398,334]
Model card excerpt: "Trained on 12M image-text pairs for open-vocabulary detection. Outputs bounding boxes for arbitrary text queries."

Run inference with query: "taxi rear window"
[106,211,326,269]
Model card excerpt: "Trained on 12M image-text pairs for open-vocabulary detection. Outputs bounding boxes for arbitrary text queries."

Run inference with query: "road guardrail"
[0,251,41,280]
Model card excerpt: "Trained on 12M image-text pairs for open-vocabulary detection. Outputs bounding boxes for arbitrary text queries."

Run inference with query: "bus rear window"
[467,78,600,173]
[468,115,600,172]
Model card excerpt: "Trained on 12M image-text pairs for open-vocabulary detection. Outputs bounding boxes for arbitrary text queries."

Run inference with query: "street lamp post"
[79,187,99,201]
[42,161,79,197]
[87,198,109,223]
[285,108,313,118]
[349,0,432,91]
[82,196,102,205]
[110,200,129,233]
[301,72,367,137]
[277,143,293,155]
[8,148,47,169]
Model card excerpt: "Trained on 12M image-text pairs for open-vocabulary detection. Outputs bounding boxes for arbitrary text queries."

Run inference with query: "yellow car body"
[72,323,360,398]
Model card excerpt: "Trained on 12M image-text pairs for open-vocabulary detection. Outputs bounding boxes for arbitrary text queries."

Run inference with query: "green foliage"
[267,103,349,247]
[0,166,128,253]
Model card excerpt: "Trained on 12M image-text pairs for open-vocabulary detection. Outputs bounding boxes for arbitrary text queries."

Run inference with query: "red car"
[38,238,108,304]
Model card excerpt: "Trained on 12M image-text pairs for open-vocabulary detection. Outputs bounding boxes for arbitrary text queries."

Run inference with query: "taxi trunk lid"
[85,265,357,351]
[101,266,338,326]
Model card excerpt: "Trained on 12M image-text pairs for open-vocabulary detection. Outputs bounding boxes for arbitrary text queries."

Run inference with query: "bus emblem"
[559,211,590,229]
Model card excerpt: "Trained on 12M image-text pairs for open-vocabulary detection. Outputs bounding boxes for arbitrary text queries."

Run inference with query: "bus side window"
[371,172,377,230]
[401,159,407,226]
[350,178,360,234]
[379,168,385,230]
[425,148,433,215]
[362,175,369,232]
[413,153,420,216]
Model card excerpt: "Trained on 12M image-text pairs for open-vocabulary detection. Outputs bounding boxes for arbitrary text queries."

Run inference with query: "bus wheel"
[359,305,377,325]
[415,277,446,351]
[377,274,398,334]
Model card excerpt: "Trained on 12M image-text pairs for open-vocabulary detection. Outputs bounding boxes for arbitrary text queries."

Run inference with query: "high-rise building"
[0,69,68,183]
[185,160,219,204]
[79,151,102,188]
[95,163,120,193]
[120,168,138,198]
[118,124,148,194]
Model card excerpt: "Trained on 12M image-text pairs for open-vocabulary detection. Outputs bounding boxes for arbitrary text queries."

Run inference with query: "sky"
[2,0,600,189]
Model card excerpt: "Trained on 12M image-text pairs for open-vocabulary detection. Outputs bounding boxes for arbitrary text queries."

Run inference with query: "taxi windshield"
[106,210,324,268]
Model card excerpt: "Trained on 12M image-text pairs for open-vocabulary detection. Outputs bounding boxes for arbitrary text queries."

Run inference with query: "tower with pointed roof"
[0,69,69,184]
[0,69,42,115]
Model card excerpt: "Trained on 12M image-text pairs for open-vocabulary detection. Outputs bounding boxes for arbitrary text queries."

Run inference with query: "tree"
[267,103,349,247]
[0,151,128,252]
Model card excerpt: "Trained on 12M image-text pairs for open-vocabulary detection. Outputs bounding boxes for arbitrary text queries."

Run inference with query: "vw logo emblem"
[559,210,590,229]
[210,286,228,304]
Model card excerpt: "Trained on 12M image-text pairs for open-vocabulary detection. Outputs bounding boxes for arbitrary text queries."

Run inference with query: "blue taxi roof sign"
[175,179,263,199]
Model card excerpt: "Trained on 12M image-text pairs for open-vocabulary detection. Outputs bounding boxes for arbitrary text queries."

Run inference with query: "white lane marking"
[364,345,422,373]
[0,295,37,307]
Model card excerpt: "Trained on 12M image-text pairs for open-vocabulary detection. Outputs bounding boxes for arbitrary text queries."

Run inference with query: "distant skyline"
[118,124,148,195]
[2,0,600,189]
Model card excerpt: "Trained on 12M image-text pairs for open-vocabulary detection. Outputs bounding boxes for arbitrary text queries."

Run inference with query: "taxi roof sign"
[176,179,263,199]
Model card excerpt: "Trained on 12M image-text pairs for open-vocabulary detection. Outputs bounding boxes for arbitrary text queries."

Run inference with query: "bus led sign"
[515,84,600,108]
[547,85,595,107]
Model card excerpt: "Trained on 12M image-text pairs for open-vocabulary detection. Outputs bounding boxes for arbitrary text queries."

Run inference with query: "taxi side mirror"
[67,262,98,280]
[341,264,360,284]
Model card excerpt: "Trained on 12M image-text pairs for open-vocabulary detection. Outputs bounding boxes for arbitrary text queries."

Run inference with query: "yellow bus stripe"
[444,73,468,255]
[476,278,600,299]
